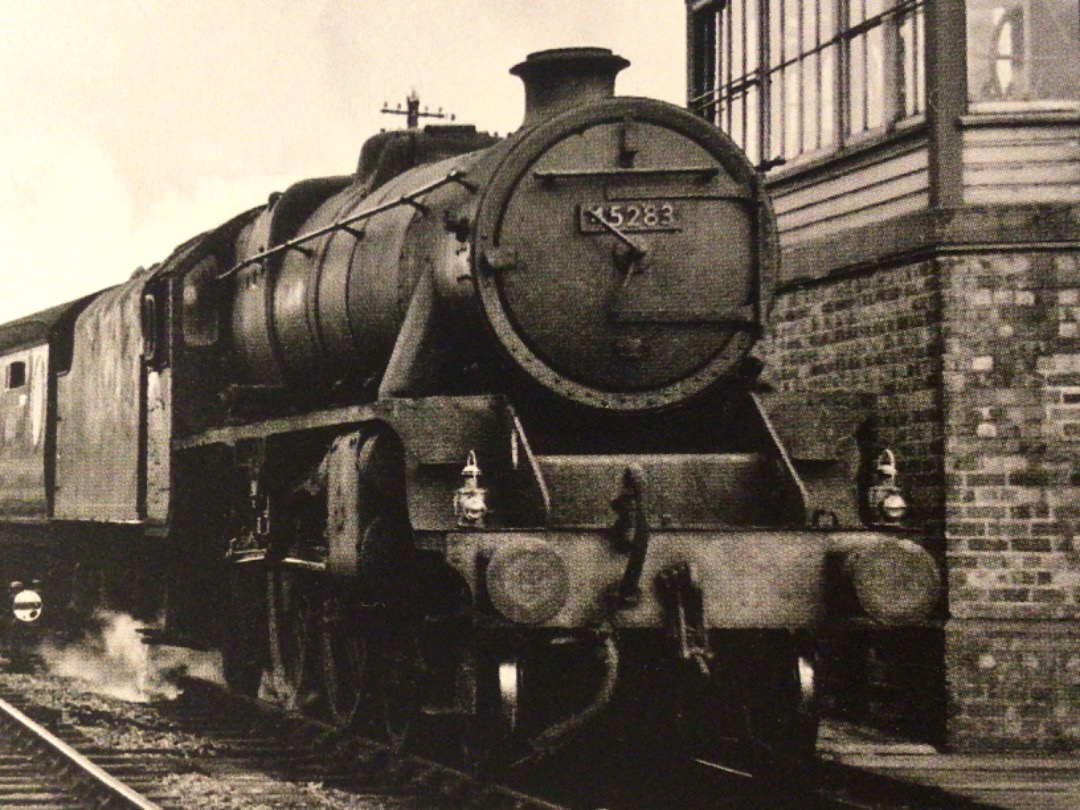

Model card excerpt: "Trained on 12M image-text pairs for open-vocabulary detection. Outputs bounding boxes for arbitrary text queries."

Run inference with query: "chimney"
[511,47,629,128]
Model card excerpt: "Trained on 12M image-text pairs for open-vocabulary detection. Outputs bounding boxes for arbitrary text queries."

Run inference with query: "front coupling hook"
[656,562,713,678]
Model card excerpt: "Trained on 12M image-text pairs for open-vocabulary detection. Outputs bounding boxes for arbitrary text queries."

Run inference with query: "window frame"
[688,0,927,171]
[966,0,1080,111]
[6,360,26,390]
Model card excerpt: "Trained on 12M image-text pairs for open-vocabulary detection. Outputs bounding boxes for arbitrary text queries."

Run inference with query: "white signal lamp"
[12,588,42,623]
[869,449,909,525]
[454,450,489,526]
[881,491,909,522]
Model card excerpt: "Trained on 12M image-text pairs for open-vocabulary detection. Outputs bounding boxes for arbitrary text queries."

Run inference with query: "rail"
[0,693,163,810]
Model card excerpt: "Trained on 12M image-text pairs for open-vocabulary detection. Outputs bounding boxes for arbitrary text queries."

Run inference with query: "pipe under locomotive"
[0,48,939,781]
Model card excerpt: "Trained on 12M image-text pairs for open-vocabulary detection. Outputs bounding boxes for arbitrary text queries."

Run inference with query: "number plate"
[579,201,679,233]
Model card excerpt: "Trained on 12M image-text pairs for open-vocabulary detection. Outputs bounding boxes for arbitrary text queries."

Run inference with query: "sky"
[0,1,686,324]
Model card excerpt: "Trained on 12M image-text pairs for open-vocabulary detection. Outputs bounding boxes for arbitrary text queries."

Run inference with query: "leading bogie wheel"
[372,625,423,753]
[739,634,819,802]
[267,569,321,712]
[459,651,520,775]
[320,594,368,728]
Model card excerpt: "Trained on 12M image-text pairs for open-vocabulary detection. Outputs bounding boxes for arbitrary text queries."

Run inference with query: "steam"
[39,610,224,703]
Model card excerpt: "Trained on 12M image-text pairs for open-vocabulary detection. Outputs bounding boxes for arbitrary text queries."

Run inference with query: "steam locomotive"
[0,48,939,782]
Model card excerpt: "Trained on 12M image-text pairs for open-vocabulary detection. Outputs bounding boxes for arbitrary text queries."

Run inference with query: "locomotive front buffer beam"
[443,528,940,633]
[438,526,937,768]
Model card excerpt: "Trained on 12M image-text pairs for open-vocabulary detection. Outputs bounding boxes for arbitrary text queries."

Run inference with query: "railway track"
[0,690,162,809]
[158,678,569,809]
[0,671,570,810]
[0,666,1001,810]
[0,666,800,810]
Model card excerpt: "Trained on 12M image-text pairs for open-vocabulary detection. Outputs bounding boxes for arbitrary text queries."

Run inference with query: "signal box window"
[967,0,1080,105]
[6,361,26,390]
[688,0,926,169]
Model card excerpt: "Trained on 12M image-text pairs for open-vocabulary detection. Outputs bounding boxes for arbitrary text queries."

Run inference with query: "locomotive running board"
[173,394,504,451]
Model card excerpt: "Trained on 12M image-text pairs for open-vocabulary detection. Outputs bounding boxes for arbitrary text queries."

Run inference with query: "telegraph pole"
[381,90,454,129]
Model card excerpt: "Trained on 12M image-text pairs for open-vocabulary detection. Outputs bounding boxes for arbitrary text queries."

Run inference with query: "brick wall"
[941,251,1080,750]
[759,251,1080,750]
[945,622,1080,751]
